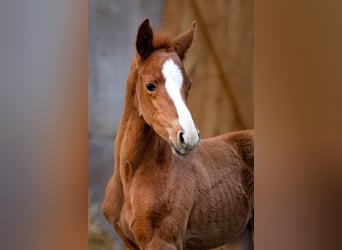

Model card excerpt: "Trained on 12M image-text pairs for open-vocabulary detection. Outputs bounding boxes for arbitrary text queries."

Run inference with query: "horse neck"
[115,61,173,184]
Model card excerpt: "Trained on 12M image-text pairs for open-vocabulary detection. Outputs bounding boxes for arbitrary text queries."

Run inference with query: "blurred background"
[88,0,253,249]
[0,0,341,250]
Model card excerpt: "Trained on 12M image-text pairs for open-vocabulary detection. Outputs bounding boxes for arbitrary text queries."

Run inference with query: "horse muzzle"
[170,129,201,156]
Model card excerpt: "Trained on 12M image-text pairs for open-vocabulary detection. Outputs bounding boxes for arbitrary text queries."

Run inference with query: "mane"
[152,30,172,50]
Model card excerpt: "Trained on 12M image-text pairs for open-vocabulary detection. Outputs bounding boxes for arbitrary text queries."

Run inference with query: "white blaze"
[162,59,198,145]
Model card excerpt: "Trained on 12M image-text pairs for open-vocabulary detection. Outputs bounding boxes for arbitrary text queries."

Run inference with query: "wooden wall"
[163,0,253,138]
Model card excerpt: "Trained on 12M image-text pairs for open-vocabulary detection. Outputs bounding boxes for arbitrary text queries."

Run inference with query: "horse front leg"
[102,173,139,249]
[112,223,139,250]
[145,236,180,250]
[130,217,184,250]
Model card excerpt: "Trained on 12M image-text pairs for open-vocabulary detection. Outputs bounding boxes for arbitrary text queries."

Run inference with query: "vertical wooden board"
[188,53,239,138]
[195,0,254,129]
[163,0,253,137]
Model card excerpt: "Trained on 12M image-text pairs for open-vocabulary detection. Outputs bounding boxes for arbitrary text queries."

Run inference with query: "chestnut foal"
[102,19,254,250]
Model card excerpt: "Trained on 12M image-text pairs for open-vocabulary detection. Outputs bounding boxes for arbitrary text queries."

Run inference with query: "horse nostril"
[198,131,201,140]
[179,131,185,146]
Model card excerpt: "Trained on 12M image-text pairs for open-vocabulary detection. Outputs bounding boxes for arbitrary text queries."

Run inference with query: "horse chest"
[119,172,176,243]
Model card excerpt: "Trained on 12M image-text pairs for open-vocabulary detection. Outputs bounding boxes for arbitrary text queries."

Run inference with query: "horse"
[102,19,254,250]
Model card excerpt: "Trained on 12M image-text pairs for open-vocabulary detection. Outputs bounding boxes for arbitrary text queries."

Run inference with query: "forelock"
[152,31,172,50]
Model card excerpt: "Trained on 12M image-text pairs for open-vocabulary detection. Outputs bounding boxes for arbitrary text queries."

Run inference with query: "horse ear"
[171,21,196,60]
[136,19,154,59]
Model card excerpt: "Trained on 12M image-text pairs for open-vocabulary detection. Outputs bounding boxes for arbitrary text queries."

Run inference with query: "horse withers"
[102,19,254,250]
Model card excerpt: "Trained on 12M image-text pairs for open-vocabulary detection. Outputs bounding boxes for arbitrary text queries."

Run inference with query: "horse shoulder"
[126,162,195,246]
[102,170,123,224]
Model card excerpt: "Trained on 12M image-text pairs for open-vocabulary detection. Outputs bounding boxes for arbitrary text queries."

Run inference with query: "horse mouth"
[169,141,194,156]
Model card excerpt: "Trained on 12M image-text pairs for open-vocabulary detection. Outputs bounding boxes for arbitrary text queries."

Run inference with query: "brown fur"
[102,19,254,250]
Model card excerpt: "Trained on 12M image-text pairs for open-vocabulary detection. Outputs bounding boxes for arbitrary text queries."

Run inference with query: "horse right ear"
[136,19,154,59]
[171,21,196,60]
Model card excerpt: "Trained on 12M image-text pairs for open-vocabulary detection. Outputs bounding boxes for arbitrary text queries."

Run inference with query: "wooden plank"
[163,0,253,138]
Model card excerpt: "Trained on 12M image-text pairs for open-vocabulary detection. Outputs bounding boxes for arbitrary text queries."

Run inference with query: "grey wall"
[88,0,164,242]
[89,0,164,138]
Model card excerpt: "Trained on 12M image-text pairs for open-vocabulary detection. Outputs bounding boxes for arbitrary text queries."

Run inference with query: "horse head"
[134,19,200,156]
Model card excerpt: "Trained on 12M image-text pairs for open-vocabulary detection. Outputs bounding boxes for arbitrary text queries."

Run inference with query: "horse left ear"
[171,21,196,60]
[136,19,154,59]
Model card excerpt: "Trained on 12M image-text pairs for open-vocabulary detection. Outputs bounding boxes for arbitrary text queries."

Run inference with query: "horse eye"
[145,82,156,92]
